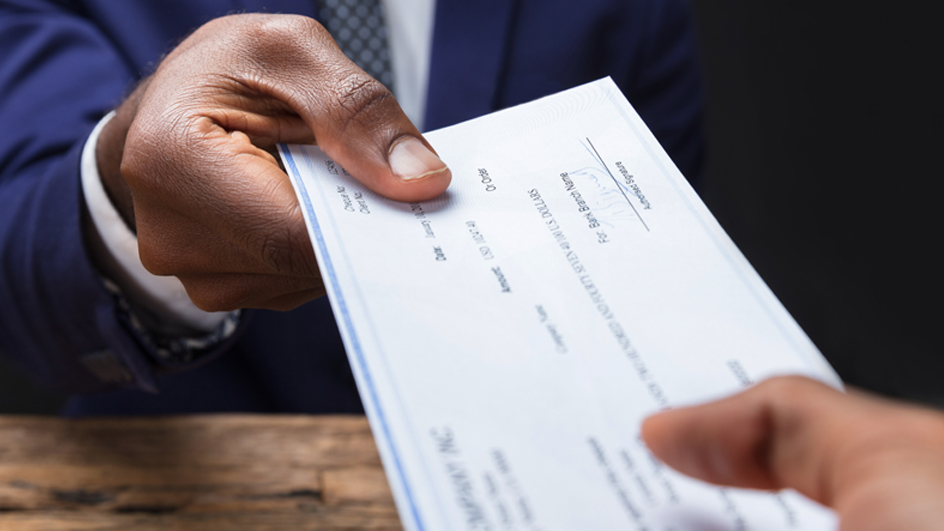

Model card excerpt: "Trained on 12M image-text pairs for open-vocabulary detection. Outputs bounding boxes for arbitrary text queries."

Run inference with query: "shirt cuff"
[80,112,230,333]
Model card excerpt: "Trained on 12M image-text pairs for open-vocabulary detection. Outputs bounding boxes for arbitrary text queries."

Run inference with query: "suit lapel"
[425,0,518,130]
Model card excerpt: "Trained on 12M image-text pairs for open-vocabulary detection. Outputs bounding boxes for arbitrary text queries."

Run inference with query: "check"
[280,78,839,531]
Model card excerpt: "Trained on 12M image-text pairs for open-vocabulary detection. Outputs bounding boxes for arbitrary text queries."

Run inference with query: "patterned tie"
[316,0,396,91]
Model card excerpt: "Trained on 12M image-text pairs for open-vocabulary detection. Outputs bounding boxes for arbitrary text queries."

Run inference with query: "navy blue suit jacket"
[0,0,703,416]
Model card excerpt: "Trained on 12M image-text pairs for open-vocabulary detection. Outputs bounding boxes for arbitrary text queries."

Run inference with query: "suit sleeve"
[0,0,240,393]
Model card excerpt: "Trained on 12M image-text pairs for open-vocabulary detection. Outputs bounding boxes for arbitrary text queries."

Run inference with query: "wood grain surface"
[0,415,403,530]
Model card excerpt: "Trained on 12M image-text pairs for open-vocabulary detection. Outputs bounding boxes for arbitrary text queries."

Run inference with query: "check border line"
[280,145,428,531]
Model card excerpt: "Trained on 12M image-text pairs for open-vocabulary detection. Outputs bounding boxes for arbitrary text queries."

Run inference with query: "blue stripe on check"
[280,145,427,531]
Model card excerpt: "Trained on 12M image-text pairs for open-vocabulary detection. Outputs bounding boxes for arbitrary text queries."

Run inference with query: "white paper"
[279,78,839,531]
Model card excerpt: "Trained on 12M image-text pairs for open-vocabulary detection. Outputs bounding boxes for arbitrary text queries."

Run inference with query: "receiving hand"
[643,376,944,531]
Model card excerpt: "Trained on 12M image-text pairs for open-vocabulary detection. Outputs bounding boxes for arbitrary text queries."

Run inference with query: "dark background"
[2,1,942,413]
[690,1,942,406]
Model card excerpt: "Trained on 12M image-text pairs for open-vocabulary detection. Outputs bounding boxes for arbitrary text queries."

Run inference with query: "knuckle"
[329,72,394,132]
[178,272,264,312]
[242,216,296,274]
[186,283,246,313]
[251,223,316,278]
[257,232,292,271]
[286,208,319,277]
[121,110,198,193]
[241,180,317,276]
[137,240,176,277]
[119,126,151,184]
[232,14,327,61]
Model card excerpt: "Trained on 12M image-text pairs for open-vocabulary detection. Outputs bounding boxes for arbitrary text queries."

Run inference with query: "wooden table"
[0,415,403,530]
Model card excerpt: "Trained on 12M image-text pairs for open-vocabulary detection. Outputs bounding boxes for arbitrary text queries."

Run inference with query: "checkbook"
[279,78,839,531]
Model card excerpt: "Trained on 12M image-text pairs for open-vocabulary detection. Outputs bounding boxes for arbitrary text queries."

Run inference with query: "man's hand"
[93,14,450,312]
[642,376,944,531]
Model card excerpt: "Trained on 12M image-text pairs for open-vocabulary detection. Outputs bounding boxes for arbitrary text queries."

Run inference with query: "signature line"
[585,137,650,232]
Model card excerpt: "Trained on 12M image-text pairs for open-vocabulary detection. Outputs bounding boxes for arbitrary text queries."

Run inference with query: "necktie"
[316,0,395,92]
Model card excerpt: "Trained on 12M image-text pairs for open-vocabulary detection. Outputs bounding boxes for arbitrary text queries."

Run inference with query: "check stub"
[279,78,839,531]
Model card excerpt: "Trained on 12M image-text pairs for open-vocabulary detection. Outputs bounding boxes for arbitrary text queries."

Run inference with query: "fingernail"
[389,137,448,181]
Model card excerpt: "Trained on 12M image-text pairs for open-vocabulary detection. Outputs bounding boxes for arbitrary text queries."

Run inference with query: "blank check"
[280,78,840,531]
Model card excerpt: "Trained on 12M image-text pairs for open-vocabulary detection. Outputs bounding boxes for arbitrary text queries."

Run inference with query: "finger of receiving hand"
[641,376,858,506]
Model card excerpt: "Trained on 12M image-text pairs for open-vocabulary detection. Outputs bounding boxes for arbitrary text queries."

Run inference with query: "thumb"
[312,85,452,202]
[641,376,853,506]
[270,17,451,202]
